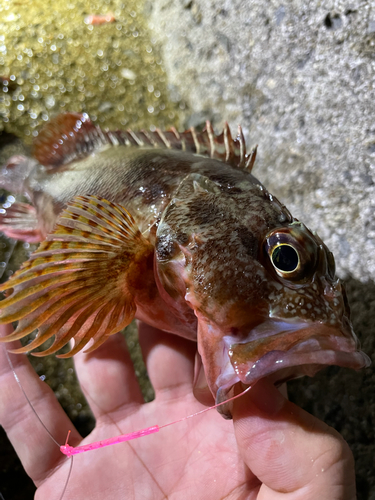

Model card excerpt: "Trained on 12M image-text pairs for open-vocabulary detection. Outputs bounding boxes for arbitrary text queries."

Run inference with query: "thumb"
[232,378,356,500]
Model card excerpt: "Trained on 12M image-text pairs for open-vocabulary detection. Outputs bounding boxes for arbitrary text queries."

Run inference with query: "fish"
[0,111,370,417]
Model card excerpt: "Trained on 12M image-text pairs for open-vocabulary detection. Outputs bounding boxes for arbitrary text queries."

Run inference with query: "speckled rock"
[148,1,375,499]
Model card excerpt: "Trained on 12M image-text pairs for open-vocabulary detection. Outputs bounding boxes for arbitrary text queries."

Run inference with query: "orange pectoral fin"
[0,195,154,357]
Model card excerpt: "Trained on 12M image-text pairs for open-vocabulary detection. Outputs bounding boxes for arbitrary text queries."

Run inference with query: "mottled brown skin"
[27,148,272,234]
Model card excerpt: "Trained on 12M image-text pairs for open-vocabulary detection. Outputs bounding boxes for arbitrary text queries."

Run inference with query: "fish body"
[0,112,370,417]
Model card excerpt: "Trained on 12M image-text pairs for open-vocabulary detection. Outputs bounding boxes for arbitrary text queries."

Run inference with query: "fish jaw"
[196,316,370,418]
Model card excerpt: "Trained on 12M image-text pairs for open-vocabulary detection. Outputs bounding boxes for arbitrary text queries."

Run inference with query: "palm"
[41,394,254,500]
[37,322,257,500]
[1,322,356,500]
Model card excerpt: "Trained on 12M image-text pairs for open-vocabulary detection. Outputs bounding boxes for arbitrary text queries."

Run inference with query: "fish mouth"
[214,319,370,417]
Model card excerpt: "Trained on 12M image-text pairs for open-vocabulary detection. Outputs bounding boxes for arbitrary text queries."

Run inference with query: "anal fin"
[0,195,154,357]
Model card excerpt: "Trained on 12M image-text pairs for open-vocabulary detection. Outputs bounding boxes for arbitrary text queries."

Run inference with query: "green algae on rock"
[0,0,184,141]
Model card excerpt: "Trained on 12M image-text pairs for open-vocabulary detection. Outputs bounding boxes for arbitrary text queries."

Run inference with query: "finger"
[233,378,356,500]
[138,322,196,401]
[73,330,144,421]
[0,324,80,487]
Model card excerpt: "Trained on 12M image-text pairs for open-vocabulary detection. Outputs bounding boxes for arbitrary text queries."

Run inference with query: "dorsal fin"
[33,112,256,170]
[33,112,100,167]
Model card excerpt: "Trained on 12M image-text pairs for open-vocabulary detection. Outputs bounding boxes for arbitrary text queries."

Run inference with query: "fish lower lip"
[228,324,371,386]
[215,326,370,418]
[242,345,370,386]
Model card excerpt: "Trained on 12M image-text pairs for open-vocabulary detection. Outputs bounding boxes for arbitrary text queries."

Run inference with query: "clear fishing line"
[3,345,73,500]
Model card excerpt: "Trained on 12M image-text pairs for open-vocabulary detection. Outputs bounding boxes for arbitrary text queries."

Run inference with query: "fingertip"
[74,331,144,417]
[138,321,196,398]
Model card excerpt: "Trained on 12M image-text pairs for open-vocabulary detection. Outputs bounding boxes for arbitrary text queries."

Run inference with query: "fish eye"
[271,244,299,273]
[264,224,318,283]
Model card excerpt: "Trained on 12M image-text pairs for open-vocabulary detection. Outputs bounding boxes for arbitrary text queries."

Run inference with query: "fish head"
[155,173,370,417]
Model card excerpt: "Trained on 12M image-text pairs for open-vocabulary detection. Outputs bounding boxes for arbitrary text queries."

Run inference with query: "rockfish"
[0,112,370,417]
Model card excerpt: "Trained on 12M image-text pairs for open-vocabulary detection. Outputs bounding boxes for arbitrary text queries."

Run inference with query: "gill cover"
[155,173,222,328]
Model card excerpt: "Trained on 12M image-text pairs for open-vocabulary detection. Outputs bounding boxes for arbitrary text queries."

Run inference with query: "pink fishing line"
[60,385,252,457]
[61,426,159,456]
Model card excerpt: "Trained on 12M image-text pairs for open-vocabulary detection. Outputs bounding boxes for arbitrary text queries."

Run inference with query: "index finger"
[0,324,80,486]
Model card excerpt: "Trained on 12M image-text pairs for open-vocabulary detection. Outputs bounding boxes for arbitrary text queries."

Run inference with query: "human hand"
[0,322,356,500]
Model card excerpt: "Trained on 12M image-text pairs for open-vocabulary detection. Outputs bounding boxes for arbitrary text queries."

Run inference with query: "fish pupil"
[272,244,299,273]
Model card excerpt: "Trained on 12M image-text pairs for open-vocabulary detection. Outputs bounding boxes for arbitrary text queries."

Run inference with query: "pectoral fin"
[0,195,153,357]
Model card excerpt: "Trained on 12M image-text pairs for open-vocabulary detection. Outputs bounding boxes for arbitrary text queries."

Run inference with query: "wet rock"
[0,0,184,141]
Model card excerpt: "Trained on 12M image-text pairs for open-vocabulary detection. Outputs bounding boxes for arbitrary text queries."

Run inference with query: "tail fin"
[0,155,37,193]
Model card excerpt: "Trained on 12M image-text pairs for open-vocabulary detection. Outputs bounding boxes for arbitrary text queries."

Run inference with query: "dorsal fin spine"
[190,127,200,154]
[245,145,258,173]
[237,125,246,167]
[95,125,107,144]
[205,121,215,158]
[223,122,234,163]
[120,131,131,147]
[107,131,119,146]
[139,130,155,147]
[170,127,181,140]
[156,129,171,149]
[127,130,144,147]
